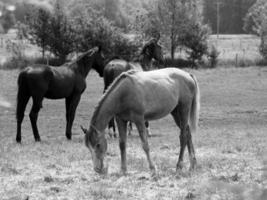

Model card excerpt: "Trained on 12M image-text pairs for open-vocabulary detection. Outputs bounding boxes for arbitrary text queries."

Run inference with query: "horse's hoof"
[35,138,41,142]
[189,163,197,171]
[16,138,21,143]
[176,162,184,171]
[66,134,72,140]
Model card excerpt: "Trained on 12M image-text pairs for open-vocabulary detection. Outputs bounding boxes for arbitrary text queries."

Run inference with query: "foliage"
[3,40,28,69]
[243,0,267,35]
[182,22,210,63]
[134,0,210,64]
[25,6,51,58]
[243,0,267,59]
[0,10,16,33]
[259,35,267,60]
[208,45,220,68]
[47,1,77,61]
[68,0,142,60]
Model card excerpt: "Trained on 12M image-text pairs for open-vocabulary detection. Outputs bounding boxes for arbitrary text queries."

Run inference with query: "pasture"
[0,66,267,200]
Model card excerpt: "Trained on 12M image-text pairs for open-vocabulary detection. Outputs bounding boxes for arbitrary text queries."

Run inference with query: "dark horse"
[103,38,164,137]
[16,46,105,143]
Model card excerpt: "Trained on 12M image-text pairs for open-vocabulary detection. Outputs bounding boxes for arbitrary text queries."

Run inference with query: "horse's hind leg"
[171,106,187,170]
[187,125,197,170]
[16,94,30,143]
[29,96,44,142]
[135,118,156,175]
[171,104,196,171]
[65,94,81,140]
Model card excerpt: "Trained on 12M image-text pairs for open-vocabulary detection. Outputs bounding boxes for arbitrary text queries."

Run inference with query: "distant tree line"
[4,0,266,67]
[203,0,256,34]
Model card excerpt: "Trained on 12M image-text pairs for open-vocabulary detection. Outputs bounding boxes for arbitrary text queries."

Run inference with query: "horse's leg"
[187,126,197,170]
[108,118,116,138]
[145,121,151,137]
[29,96,43,142]
[16,94,30,143]
[171,106,188,171]
[65,94,81,140]
[65,97,71,138]
[135,119,156,175]
[116,117,128,174]
[127,121,132,135]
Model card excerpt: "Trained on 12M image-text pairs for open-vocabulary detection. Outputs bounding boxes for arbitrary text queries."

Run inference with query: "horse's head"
[142,39,164,64]
[77,46,105,77]
[81,125,108,174]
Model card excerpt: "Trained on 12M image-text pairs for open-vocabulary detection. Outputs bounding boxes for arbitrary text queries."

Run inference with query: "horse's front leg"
[116,118,128,174]
[65,94,81,140]
[135,119,156,175]
[29,96,43,142]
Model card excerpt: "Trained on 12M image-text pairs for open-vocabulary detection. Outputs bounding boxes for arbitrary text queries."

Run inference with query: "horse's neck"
[138,54,152,71]
[91,87,123,132]
[73,61,91,78]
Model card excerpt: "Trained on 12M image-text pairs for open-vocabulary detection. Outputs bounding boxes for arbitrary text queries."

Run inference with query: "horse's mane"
[91,71,136,125]
[69,47,97,67]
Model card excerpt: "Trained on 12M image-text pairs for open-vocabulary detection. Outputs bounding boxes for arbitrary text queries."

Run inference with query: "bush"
[208,45,220,68]
[161,57,195,68]
[1,40,29,69]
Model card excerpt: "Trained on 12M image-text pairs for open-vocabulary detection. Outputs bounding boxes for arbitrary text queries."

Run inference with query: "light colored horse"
[81,68,200,175]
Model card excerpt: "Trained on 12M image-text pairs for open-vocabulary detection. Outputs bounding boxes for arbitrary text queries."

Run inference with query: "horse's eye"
[95,143,101,149]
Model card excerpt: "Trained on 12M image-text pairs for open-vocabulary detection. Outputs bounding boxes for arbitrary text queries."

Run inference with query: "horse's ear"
[80,125,88,134]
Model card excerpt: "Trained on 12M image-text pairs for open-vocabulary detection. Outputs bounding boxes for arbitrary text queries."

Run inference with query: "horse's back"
[124,68,196,120]
[104,59,142,90]
[18,65,76,98]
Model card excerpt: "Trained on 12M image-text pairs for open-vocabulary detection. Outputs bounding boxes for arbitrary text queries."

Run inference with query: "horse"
[81,68,200,175]
[16,46,105,143]
[103,38,164,137]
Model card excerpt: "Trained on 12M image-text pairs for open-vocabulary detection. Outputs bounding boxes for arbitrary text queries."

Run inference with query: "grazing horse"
[16,46,105,143]
[104,38,164,137]
[81,68,200,174]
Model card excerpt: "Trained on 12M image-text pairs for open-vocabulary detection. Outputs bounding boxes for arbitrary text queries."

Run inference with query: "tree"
[69,0,141,60]
[243,0,267,35]
[48,0,77,61]
[0,10,16,33]
[244,0,267,59]
[136,0,210,63]
[26,7,51,59]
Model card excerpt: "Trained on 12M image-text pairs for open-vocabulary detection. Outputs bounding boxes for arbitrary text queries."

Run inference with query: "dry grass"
[0,67,267,199]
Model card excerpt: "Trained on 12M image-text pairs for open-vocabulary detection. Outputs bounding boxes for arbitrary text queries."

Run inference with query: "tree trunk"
[170,31,175,60]
[171,42,175,60]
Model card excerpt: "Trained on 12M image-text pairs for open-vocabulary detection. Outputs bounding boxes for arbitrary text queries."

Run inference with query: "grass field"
[0,66,267,200]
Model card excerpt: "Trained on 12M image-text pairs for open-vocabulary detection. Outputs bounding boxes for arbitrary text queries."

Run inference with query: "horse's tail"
[16,69,30,121]
[189,74,200,134]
